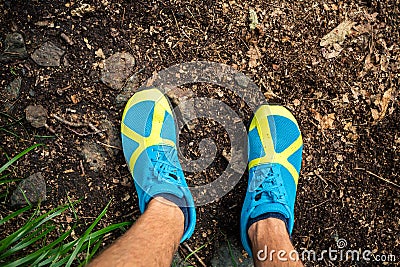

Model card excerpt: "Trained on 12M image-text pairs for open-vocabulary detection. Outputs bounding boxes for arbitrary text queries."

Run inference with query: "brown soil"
[1,0,399,266]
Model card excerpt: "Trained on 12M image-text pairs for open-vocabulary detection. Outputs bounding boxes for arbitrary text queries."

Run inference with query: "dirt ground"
[1,0,399,266]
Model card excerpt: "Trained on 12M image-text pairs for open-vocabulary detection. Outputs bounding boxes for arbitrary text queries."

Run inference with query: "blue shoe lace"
[150,146,181,184]
[249,165,287,207]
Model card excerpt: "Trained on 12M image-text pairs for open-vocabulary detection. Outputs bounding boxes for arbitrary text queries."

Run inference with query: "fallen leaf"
[371,88,393,122]
[353,23,373,35]
[71,94,79,104]
[320,20,356,47]
[71,3,95,17]
[272,64,280,70]
[371,108,380,121]
[95,48,105,59]
[270,8,284,16]
[380,54,388,72]
[314,111,336,130]
[247,45,261,68]
[342,93,349,103]
[66,215,73,223]
[293,99,301,106]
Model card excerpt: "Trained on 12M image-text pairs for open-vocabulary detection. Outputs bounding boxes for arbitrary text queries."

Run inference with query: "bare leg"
[249,218,304,267]
[88,197,184,267]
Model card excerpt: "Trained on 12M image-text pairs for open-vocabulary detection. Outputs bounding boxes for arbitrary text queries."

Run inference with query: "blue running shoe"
[241,105,303,256]
[121,87,196,242]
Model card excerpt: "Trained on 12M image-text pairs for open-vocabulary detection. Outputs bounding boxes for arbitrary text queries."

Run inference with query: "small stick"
[96,140,122,150]
[52,114,84,127]
[88,122,105,138]
[182,242,207,267]
[307,199,330,211]
[52,114,105,137]
[315,173,329,187]
[355,168,400,189]
[80,160,85,176]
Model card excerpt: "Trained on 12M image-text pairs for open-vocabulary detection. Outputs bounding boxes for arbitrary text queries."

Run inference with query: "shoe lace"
[150,146,180,182]
[250,165,287,205]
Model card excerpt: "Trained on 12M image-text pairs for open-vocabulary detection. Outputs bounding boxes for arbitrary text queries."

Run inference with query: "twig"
[315,173,329,187]
[182,243,207,267]
[355,168,400,189]
[52,114,105,138]
[307,199,330,211]
[52,114,84,127]
[79,160,85,176]
[96,140,122,150]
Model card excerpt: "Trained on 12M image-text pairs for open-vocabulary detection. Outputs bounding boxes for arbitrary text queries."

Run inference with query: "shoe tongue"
[250,202,290,219]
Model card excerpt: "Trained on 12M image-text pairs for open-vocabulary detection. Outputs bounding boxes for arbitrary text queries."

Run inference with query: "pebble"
[0,33,28,62]
[31,41,65,66]
[25,104,48,128]
[101,52,135,90]
[81,141,107,172]
[11,172,47,206]
[5,76,22,100]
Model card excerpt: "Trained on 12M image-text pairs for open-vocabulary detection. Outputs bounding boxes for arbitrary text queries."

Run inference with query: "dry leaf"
[71,3,95,17]
[371,108,380,121]
[247,45,261,68]
[353,23,373,35]
[71,94,79,104]
[313,111,336,130]
[342,93,349,103]
[373,88,393,122]
[66,215,73,223]
[95,48,105,59]
[380,54,388,72]
[320,20,356,47]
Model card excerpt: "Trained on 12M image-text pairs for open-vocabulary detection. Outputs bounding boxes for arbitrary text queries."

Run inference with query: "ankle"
[248,218,288,240]
[149,197,184,222]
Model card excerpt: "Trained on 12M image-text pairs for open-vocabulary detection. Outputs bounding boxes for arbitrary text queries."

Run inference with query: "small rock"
[101,52,135,90]
[81,142,107,172]
[25,104,48,128]
[11,172,46,206]
[31,42,65,67]
[60,32,74,45]
[166,86,194,106]
[0,33,28,62]
[5,76,22,100]
[115,74,139,107]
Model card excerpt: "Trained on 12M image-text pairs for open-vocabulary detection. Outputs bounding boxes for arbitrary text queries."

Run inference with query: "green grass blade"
[0,205,31,225]
[0,144,43,174]
[184,237,215,263]
[80,236,103,267]
[65,200,112,267]
[2,227,73,267]
[1,225,56,259]
[0,204,68,250]
[30,249,51,266]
